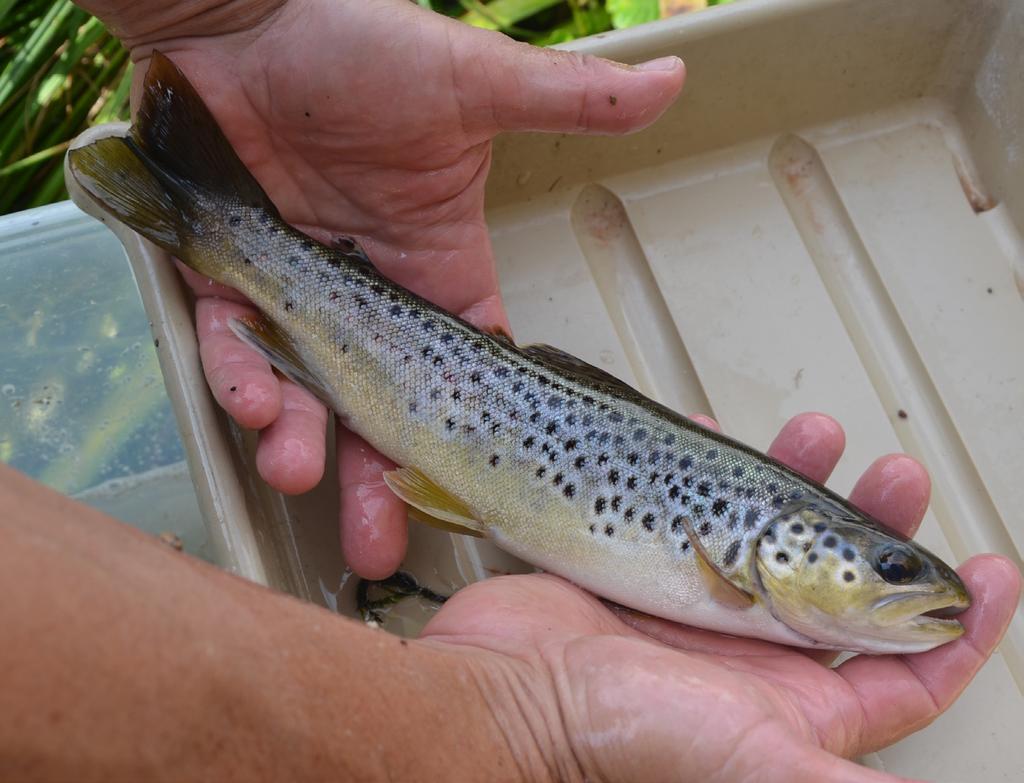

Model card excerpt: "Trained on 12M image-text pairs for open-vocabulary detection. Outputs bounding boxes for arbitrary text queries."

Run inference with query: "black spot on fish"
[553,472,563,485]
[626,476,637,490]
[767,483,779,494]
[698,521,711,536]
[258,212,271,225]
[548,395,563,408]
[679,456,693,471]
[355,296,368,309]
[608,469,620,485]
[681,541,691,552]
[463,424,476,434]
[613,435,625,447]
[842,548,856,562]
[489,454,499,467]
[288,255,300,266]
[430,389,440,400]
[663,473,675,486]
[813,522,827,533]
[733,466,744,478]
[441,333,455,344]
[728,511,739,529]
[545,421,557,435]
[843,571,855,582]
[679,494,691,506]
[390,305,402,317]
[663,434,675,445]
[634,429,646,441]
[301,239,313,251]
[536,467,546,478]
[529,412,541,424]
[776,552,790,564]
[598,453,610,465]
[790,523,804,534]
[495,366,509,378]
[605,524,615,537]
[445,418,455,430]
[693,504,705,516]
[668,486,680,500]
[408,402,418,413]
[723,540,741,567]
[284,301,294,312]
[697,482,711,497]
[480,411,490,421]
[648,472,660,485]
[523,436,535,449]
[452,389,461,401]
[328,290,338,299]
[491,423,500,434]
[611,496,622,512]
[671,516,684,533]
[608,412,624,423]
[823,535,837,548]
[589,524,595,534]
[564,439,578,451]
[421,347,431,358]
[744,488,755,500]
[641,513,655,531]
[372,283,385,296]
[244,257,253,265]
[681,476,693,488]
[433,356,442,366]
[712,499,728,516]
[228,215,241,226]
[594,497,606,514]
[624,507,635,521]
[470,372,481,383]
[772,496,786,509]
[574,456,587,469]
[563,484,575,498]
[342,344,349,353]
[706,449,718,460]
[537,375,550,386]
[628,453,639,465]
[808,552,818,563]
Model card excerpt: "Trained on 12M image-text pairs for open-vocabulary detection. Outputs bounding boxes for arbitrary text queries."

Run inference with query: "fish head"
[752,506,970,653]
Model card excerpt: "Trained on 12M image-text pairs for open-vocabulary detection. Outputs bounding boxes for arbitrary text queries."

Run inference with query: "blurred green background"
[0,0,732,215]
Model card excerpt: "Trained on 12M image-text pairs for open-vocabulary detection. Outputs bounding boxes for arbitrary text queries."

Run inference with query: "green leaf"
[460,0,564,31]
[606,0,660,29]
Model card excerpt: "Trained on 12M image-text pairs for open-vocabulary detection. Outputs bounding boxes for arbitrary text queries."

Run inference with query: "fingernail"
[635,56,682,72]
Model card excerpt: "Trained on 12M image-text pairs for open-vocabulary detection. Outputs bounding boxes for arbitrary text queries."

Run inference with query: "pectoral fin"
[384,467,485,538]
[228,316,332,403]
[679,516,755,610]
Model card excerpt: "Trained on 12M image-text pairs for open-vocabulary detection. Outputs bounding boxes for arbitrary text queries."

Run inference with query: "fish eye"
[873,546,922,584]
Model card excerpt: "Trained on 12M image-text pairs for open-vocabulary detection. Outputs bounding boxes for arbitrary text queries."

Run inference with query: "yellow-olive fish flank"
[69,53,971,654]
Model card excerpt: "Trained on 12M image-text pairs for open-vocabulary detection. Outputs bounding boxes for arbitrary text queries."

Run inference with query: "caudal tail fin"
[67,51,276,258]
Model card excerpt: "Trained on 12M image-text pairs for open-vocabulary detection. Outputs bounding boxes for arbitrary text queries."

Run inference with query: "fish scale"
[68,51,971,653]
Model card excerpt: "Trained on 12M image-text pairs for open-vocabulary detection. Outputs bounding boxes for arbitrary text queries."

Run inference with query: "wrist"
[77,0,288,50]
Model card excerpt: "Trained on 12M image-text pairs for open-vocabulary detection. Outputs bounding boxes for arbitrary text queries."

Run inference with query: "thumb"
[456,32,685,136]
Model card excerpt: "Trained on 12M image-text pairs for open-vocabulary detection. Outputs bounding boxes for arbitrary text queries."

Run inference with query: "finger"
[460,34,685,136]
[176,259,250,303]
[196,297,282,429]
[833,555,1021,755]
[767,412,846,484]
[337,426,408,580]
[690,414,720,431]
[847,454,931,539]
[254,380,328,494]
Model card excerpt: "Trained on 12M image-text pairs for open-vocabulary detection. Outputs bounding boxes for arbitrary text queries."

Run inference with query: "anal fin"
[384,467,485,538]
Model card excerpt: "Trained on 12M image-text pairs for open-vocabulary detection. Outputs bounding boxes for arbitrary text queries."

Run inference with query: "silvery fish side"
[67,52,970,654]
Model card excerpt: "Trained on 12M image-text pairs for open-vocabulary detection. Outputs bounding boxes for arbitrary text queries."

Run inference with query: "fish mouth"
[871,590,971,635]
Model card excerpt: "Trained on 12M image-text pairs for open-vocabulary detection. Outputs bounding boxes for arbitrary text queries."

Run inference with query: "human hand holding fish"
[61,0,1023,778]
[79,0,686,580]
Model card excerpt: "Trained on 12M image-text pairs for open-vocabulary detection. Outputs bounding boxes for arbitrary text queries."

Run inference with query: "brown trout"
[68,53,970,653]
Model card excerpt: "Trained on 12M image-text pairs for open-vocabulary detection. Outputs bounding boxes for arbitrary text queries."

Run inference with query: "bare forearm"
[0,464,524,782]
